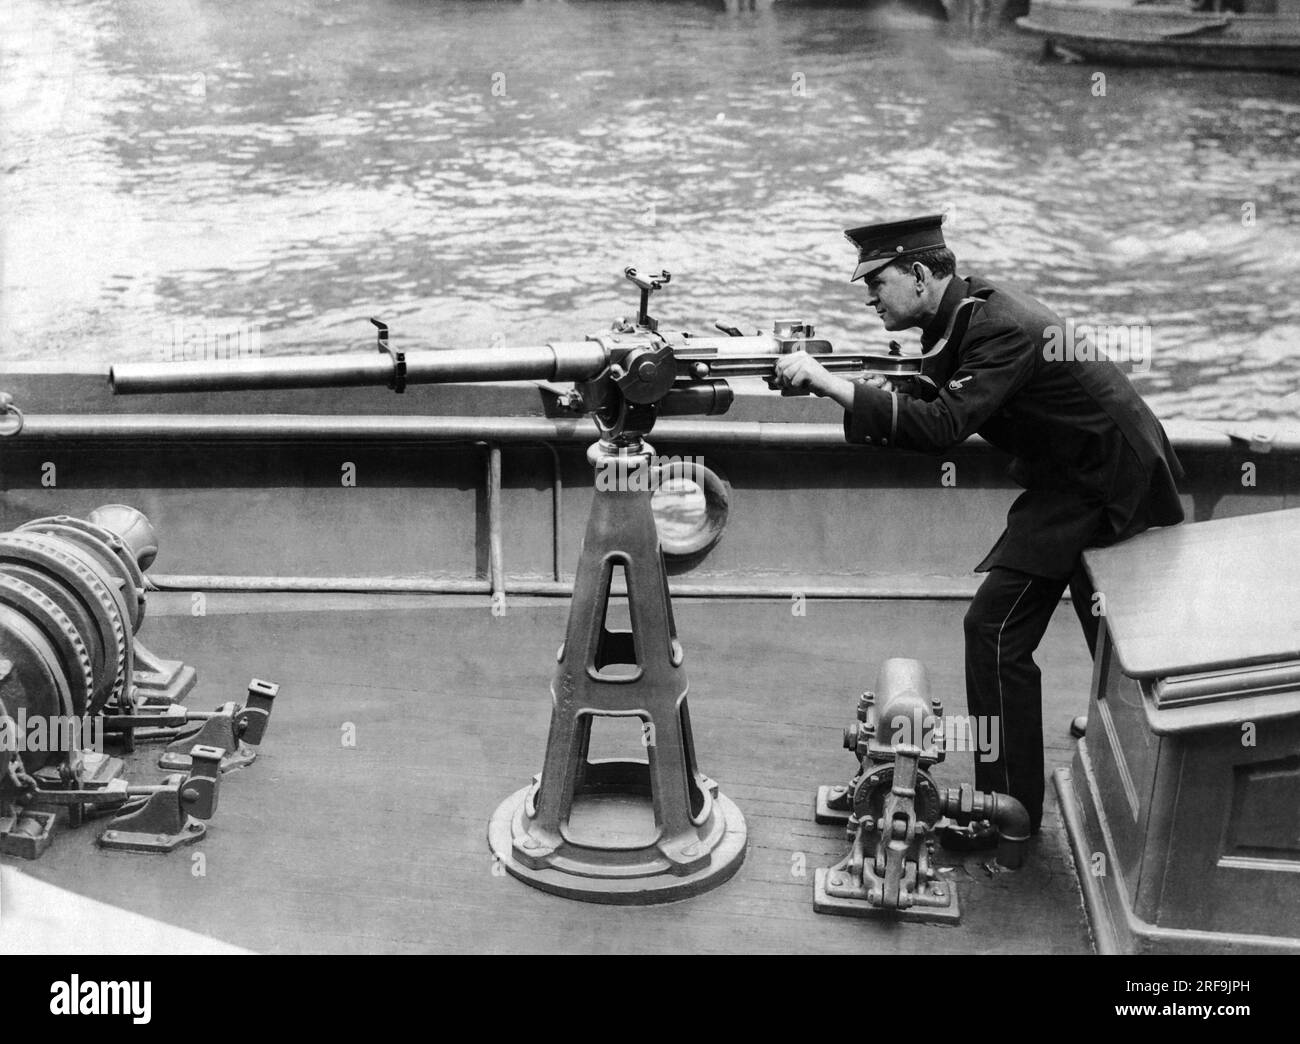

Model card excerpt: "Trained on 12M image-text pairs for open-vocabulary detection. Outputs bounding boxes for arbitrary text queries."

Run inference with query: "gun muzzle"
[110,343,609,395]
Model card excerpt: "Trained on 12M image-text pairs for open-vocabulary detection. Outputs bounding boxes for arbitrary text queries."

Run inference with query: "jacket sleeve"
[843,321,1038,452]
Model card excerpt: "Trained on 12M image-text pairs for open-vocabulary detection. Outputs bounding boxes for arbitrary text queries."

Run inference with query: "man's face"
[864,263,924,331]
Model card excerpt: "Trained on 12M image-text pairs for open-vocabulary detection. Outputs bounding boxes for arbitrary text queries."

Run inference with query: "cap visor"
[851,259,889,283]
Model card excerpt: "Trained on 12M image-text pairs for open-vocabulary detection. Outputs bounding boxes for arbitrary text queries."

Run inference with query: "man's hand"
[774,350,839,396]
[773,351,889,410]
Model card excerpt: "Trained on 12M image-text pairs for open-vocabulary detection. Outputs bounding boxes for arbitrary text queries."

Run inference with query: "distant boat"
[1016,0,1300,73]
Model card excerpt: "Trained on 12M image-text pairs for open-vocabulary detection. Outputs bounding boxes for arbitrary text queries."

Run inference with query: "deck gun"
[111,267,941,446]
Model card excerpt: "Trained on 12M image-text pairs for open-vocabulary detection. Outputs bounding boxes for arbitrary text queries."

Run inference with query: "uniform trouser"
[963,564,1100,833]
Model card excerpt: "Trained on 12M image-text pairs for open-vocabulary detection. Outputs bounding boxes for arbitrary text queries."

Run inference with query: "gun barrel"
[110,342,609,395]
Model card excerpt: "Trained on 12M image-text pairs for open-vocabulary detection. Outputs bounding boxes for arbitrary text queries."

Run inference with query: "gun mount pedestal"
[488,441,747,903]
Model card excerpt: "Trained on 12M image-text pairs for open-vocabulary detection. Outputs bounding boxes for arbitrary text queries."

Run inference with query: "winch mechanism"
[814,658,1030,923]
[0,505,277,858]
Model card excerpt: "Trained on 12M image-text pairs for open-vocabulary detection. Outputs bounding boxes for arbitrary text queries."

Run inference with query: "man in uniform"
[774,214,1184,837]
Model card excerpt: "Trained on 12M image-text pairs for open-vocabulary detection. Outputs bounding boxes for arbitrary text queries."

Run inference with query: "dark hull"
[1017,2,1300,73]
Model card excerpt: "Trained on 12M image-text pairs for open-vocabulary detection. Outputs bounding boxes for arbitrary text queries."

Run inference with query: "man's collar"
[920,276,969,349]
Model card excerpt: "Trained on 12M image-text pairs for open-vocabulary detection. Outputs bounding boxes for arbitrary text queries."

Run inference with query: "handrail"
[9,413,1300,454]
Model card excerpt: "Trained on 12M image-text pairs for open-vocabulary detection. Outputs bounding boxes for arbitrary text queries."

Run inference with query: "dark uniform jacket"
[844,274,1185,579]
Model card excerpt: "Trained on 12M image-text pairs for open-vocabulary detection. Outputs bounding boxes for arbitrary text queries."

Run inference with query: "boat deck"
[15,592,1095,954]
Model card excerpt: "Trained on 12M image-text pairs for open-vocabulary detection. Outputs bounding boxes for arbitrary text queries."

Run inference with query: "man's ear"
[910,261,929,285]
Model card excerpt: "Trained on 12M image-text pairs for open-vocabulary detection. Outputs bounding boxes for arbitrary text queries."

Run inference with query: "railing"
[3,373,1296,601]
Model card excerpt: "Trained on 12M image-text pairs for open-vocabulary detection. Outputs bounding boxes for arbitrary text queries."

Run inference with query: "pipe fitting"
[988,792,1031,870]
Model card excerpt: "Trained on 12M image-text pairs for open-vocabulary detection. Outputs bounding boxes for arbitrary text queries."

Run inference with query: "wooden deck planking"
[16,597,1094,954]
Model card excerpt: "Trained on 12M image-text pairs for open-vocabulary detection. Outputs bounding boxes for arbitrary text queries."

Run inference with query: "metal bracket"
[29,746,124,794]
[814,853,960,923]
[371,317,406,393]
[99,744,224,853]
[236,678,277,744]
[97,641,201,743]
[25,750,128,831]
[815,783,852,825]
[816,750,959,923]
[0,808,56,859]
[1227,428,1274,455]
[158,679,278,773]
[624,267,670,333]
[130,640,198,707]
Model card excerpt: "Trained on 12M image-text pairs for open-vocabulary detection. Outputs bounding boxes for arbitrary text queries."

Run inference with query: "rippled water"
[3,0,1299,420]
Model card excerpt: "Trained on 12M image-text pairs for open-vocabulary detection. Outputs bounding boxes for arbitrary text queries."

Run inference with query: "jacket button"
[881,439,889,446]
